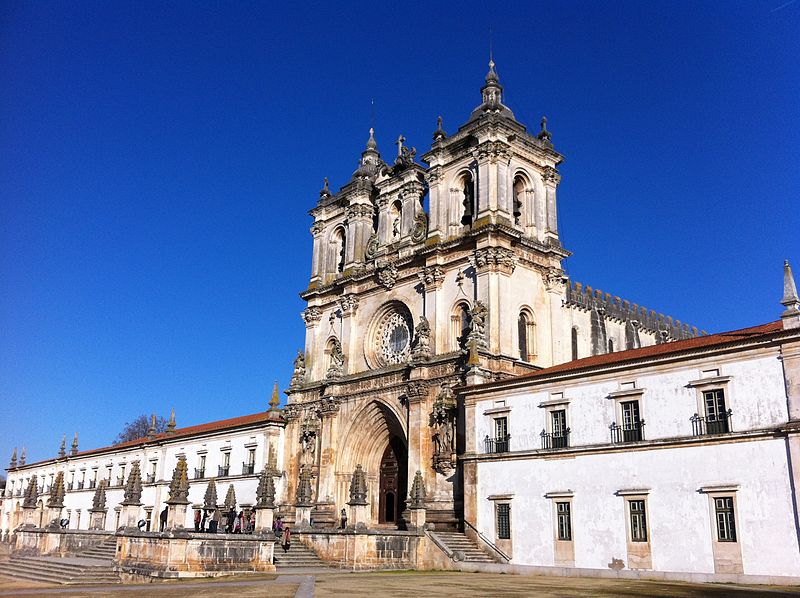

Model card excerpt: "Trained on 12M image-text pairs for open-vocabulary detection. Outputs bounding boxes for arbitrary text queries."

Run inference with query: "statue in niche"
[467,301,488,348]
[411,316,432,360]
[429,384,457,473]
[326,337,344,379]
[290,351,306,387]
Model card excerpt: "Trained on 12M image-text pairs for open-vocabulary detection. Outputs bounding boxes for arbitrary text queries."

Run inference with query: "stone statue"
[467,301,489,349]
[290,350,306,387]
[348,465,368,505]
[430,385,457,473]
[326,337,344,379]
[166,457,190,504]
[411,316,432,361]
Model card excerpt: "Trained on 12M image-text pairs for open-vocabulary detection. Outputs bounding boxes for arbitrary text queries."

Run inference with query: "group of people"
[193,508,255,534]
[272,516,291,553]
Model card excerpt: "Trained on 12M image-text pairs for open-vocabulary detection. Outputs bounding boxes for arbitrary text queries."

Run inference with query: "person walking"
[281,526,291,553]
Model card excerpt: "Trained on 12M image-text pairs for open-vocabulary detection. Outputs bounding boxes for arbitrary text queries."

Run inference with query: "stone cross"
[395,134,405,157]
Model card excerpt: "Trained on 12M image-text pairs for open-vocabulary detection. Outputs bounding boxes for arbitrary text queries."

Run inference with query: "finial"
[166,408,176,434]
[485,59,499,84]
[19,447,26,466]
[269,381,281,411]
[9,447,17,468]
[58,434,66,458]
[147,414,157,439]
[433,116,447,142]
[395,134,406,157]
[71,432,79,456]
[366,127,378,150]
[538,116,552,143]
[782,260,800,329]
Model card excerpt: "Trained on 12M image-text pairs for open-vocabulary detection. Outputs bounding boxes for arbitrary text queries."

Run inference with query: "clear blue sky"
[1,1,797,467]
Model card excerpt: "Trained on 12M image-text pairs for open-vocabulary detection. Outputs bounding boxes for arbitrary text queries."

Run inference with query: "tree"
[113,414,168,445]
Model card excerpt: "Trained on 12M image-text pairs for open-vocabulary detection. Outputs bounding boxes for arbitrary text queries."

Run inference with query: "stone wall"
[14,528,111,557]
[116,531,275,579]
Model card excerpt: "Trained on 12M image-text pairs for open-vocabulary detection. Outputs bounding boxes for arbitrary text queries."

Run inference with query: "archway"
[338,400,408,528]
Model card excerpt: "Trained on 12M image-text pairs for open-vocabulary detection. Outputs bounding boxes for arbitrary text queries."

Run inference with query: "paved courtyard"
[1,570,798,597]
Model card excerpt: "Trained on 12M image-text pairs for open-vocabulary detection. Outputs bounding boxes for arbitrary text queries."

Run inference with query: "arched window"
[608,338,615,353]
[517,309,536,361]
[332,228,346,273]
[390,201,402,241]
[451,302,472,351]
[571,327,579,361]
[460,172,475,226]
[513,175,525,226]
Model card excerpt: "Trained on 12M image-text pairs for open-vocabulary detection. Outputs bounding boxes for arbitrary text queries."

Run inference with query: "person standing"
[159,507,168,532]
[281,526,291,553]
[201,509,209,532]
[211,509,221,533]
[194,509,201,532]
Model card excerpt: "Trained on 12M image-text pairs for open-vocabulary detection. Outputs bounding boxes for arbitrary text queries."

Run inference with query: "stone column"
[310,221,324,284]
[542,166,560,244]
[426,165,444,242]
[419,265,444,353]
[337,295,359,376]
[314,397,341,528]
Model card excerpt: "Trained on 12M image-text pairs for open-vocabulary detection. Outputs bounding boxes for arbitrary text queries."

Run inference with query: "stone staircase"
[273,537,328,569]
[0,554,121,585]
[433,531,499,563]
[78,537,118,560]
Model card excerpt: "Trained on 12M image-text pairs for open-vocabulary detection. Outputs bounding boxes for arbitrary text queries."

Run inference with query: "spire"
[19,447,26,466]
[58,434,66,458]
[367,127,378,150]
[537,116,552,146]
[9,448,17,469]
[166,408,176,434]
[782,260,800,329]
[269,381,281,411]
[71,432,78,456]
[470,59,515,122]
[433,116,447,142]
[352,128,383,180]
[147,414,157,439]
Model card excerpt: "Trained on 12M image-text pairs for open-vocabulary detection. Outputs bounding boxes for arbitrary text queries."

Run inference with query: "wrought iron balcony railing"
[242,463,255,475]
[541,429,570,450]
[218,466,230,477]
[484,434,511,454]
[194,468,205,480]
[691,410,732,436]
[610,421,645,444]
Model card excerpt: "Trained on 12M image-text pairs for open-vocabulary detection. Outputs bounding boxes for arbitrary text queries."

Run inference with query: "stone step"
[1,555,121,585]
[433,531,499,563]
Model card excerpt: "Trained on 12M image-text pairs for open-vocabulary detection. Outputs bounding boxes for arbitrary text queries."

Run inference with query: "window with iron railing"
[611,400,645,443]
[542,409,570,449]
[146,473,155,483]
[194,468,205,480]
[218,465,230,477]
[484,434,511,454]
[496,503,511,540]
[692,389,732,435]
[242,462,255,475]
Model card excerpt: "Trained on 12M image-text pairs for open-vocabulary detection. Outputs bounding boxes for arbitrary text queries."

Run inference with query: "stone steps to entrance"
[0,555,121,585]
[78,538,118,560]
[434,531,499,563]
[273,538,328,569]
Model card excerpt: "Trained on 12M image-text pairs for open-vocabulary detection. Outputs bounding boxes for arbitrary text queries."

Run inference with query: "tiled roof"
[479,320,785,389]
[17,410,282,469]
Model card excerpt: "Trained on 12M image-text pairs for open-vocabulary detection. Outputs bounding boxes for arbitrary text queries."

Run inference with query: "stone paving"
[1,570,799,597]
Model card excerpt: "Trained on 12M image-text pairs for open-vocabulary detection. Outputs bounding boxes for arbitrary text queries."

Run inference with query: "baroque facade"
[3,62,800,582]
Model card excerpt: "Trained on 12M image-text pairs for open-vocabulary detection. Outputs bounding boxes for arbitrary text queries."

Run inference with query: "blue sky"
[1,1,798,467]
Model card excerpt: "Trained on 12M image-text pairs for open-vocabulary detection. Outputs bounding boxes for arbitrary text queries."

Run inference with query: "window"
[513,176,525,226]
[571,327,579,360]
[517,310,536,361]
[557,502,572,541]
[496,503,511,540]
[460,172,475,226]
[452,303,472,351]
[629,500,648,542]
[608,339,615,353]
[243,448,256,475]
[196,455,206,479]
[612,400,644,443]
[332,227,346,273]
[485,416,510,453]
[703,389,730,434]
[551,410,568,448]
[715,497,737,542]
[219,452,231,476]
[390,201,402,241]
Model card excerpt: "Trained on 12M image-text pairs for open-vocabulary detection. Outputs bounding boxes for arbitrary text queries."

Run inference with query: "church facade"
[4,63,800,583]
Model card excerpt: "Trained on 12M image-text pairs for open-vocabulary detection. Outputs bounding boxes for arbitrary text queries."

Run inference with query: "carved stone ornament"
[47,471,66,509]
[430,384,457,474]
[411,315,432,361]
[405,381,429,403]
[255,467,275,508]
[121,461,143,506]
[377,262,399,290]
[290,350,306,388]
[338,294,359,316]
[409,471,426,509]
[166,457,190,505]
[326,337,345,379]
[474,247,516,274]
[310,222,324,236]
[544,267,567,292]
[224,483,237,511]
[296,465,314,507]
[302,307,323,327]
[203,479,218,510]
[348,465,368,505]
[365,233,379,260]
[283,404,302,421]
[467,300,489,349]
[411,211,428,243]
[299,411,320,468]
[22,475,38,509]
[320,396,341,416]
[418,265,445,290]
[91,480,108,512]
[541,165,560,185]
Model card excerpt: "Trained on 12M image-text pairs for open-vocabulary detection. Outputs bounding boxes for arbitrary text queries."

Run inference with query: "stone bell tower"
[282,62,571,531]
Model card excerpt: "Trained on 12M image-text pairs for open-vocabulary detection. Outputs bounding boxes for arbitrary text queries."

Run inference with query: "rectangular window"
[629,499,648,542]
[703,389,730,434]
[621,400,643,442]
[496,503,511,540]
[715,497,737,542]
[551,410,568,448]
[556,502,572,541]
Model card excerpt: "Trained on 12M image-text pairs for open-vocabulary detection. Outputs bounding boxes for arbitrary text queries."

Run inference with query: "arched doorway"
[338,400,408,528]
